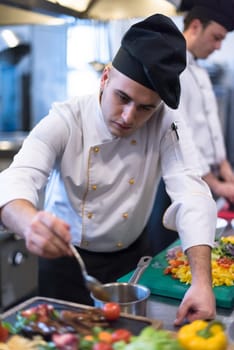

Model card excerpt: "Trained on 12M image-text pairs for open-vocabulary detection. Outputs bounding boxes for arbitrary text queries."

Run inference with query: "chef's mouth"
[112,121,133,130]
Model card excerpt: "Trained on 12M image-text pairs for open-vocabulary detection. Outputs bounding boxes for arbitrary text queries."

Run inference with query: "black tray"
[0,296,162,335]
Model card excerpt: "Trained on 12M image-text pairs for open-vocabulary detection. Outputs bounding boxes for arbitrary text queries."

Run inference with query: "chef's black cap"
[112,14,186,109]
[184,0,234,31]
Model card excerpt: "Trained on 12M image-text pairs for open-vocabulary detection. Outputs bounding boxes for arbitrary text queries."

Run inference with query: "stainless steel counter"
[146,294,234,342]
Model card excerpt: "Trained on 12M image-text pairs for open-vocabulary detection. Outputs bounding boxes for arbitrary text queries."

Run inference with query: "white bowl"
[215,218,228,239]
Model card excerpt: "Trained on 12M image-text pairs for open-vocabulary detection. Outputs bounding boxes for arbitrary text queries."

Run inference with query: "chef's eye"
[116,91,130,104]
[139,105,152,112]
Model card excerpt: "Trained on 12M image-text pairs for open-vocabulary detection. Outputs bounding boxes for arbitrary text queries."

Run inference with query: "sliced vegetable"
[0,322,9,342]
[111,329,132,343]
[52,333,78,350]
[98,331,113,344]
[112,326,183,350]
[93,342,113,350]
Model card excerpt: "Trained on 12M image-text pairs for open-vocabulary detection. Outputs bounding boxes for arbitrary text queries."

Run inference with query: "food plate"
[1,296,162,334]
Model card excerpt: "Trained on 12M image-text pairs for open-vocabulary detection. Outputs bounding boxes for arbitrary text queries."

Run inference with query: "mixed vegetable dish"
[0,302,229,350]
[164,236,234,287]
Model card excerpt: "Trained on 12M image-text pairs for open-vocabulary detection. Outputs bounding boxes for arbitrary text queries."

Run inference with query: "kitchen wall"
[1,16,234,165]
[0,23,68,132]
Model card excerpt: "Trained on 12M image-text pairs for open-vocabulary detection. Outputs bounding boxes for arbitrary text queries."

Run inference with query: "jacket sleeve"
[159,109,217,252]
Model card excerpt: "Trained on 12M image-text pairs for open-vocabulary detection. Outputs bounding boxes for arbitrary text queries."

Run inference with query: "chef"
[0,14,217,325]
[148,0,234,255]
[179,0,234,200]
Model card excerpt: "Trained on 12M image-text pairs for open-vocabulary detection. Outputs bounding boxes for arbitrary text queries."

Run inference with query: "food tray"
[0,296,163,334]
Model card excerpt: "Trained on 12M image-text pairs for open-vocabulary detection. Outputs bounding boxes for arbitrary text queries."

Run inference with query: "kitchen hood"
[0,2,69,25]
[0,0,180,25]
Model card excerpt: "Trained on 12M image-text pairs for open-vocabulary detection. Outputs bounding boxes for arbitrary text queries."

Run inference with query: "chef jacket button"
[129,178,135,185]
[83,241,89,247]
[87,212,93,219]
[131,139,137,145]
[122,212,128,219]
[92,184,97,190]
[94,146,100,153]
[116,242,123,248]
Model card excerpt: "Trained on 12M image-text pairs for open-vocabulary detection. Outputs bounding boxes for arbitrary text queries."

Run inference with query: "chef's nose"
[215,41,222,50]
[122,104,136,124]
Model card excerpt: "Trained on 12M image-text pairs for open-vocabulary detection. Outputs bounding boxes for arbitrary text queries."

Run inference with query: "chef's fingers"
[174,306,203,326]
[36,211,71,242]
[24,211,72,258]
[26,237,70,258]
[174,303,189,326]
[174,285,216,326]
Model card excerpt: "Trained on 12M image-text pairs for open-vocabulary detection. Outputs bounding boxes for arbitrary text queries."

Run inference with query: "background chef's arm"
[202,172,225,195]
[219,159,234,183]
[203,170,234,203]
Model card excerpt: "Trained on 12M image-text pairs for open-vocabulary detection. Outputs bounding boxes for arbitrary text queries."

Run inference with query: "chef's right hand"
[24,211,72,258]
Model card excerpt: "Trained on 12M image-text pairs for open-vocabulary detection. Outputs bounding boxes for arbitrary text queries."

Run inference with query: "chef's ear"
[100,65,111,89]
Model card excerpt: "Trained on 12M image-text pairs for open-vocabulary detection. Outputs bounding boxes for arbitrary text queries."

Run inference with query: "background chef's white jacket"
[0,92,217,252]
[178,51,226,175]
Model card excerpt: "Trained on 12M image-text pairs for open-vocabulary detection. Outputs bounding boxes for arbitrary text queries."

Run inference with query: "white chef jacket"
[178,51,226,175]
[0,91,217,252]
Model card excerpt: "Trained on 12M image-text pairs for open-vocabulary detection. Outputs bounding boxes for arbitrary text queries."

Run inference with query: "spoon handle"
[69,244,88,276]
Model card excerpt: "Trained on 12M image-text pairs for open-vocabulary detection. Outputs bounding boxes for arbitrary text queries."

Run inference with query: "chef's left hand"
[174,283,216,326]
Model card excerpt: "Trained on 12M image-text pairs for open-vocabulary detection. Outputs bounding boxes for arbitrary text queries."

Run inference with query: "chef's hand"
[174,245,216,326]
[24,210,72,258]
[1,199,72,259]
[174,283,216,326]
[219,159,234,183]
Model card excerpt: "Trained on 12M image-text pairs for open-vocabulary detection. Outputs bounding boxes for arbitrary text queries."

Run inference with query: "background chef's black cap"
[181,0,234,32]
[112,14,186,109]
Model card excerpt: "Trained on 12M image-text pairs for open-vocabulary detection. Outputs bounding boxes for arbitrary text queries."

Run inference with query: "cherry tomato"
[111,329,132,343]
[0,323,9,342]
[93,342,113,350]
[102,302,121,321]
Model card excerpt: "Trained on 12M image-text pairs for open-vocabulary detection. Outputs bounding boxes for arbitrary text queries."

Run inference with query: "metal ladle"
[69,244,110,302]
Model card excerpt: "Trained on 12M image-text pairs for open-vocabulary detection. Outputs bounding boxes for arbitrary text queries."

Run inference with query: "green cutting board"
[118,240,234,309]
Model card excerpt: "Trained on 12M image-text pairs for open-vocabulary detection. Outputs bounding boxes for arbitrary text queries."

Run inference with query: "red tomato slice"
[93,342,113,350]
[102,302,121,321]
[0,323,9,342]
[111,329,132,343]
[21,306,37,318]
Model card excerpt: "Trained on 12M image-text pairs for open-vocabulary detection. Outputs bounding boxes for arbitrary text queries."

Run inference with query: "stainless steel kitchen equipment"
[91,256,152,316]
[0,225,38,311]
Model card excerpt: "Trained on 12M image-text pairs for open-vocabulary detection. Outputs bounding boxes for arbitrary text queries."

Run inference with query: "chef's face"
[188,20,227,59]
[100,66,162,138]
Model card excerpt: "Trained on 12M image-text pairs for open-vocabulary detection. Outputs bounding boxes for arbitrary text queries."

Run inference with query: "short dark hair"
[183,2,234,32]
[183,11,211,31]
